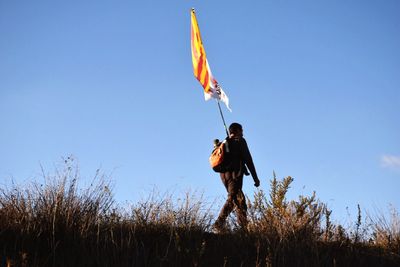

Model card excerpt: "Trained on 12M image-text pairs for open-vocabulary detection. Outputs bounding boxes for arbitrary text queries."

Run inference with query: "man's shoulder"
[232,137,247,144]
[228,136,246,141]
[227,137,248,152]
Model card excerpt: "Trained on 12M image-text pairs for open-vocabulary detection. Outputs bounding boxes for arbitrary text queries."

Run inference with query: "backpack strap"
[222,138,230,153]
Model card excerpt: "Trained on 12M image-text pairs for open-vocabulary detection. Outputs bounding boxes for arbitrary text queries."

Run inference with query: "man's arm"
[241,138,260,187]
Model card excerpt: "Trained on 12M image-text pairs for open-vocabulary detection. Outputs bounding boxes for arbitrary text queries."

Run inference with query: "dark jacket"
[225,137,258,180]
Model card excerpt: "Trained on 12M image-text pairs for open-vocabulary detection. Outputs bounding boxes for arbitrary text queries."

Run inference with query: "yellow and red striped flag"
[190,9,231,111]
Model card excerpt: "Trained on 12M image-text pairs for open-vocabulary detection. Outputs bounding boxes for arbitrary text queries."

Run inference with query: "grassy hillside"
[1,160,399,266]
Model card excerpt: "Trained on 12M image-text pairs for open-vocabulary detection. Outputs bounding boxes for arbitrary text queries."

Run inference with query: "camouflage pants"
[216,172,247,228]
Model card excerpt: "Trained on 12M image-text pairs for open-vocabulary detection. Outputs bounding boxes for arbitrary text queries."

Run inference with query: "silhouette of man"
[214,122,260,232]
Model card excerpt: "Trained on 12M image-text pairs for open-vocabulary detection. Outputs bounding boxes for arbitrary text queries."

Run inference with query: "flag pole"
[216,100,229,137]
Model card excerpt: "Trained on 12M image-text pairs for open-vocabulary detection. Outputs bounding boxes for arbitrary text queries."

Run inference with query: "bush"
[0,160,399,266]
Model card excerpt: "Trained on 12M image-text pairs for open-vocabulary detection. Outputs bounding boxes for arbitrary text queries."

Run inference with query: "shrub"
[1,160,399,266]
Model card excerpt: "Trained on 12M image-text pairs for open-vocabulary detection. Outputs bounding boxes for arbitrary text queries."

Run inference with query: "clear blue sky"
[1,1,399,223]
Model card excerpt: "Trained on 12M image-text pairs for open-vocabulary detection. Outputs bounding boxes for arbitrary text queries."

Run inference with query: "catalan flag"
[190,9,231,111]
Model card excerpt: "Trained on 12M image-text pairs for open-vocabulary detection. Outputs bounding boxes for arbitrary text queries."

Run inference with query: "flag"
[190,9,231,112]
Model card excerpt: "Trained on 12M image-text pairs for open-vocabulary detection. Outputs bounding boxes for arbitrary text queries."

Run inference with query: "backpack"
[209,139,230,173]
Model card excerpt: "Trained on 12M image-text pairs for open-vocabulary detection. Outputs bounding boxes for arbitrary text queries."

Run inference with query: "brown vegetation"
[0,159,399,266]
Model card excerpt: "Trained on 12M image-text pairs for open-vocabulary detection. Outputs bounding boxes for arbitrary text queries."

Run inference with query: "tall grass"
[1,160,399,266]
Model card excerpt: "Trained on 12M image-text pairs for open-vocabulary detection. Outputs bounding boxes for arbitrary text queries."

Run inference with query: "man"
[214,122,260,232]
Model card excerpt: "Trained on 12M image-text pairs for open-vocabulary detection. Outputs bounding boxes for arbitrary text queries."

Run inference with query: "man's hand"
[254,178,260,187]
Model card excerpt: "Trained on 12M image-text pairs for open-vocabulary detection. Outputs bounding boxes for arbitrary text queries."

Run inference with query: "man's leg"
[235,188,248,229]
[214,172,236,231]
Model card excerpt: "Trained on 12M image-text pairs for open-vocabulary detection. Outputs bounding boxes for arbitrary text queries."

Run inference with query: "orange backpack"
[209,139,229,172]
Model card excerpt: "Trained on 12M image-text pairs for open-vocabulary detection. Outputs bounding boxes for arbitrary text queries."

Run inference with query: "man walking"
[214,122,260,232]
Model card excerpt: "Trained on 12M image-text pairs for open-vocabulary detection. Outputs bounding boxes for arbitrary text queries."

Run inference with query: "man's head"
[229,122,243,137]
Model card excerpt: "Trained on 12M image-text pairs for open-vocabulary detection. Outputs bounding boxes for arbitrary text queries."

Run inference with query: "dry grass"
[1,160,399,266]
[370,206,400,252]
